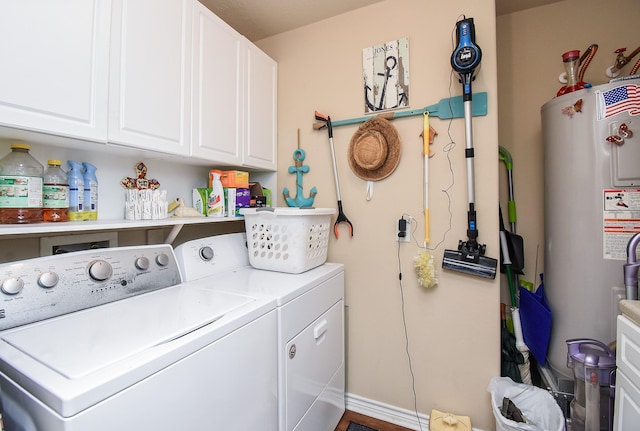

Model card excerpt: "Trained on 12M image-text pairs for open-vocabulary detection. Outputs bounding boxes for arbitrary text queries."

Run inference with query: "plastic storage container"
[240,207,335,273]
[0,143,44,224]
[43,160,69,222]
[67,160,85,221]
[82,162,98,220]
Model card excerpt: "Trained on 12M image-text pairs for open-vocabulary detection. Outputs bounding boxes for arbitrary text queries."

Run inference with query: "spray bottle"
[82,162,98,220]
[67,160,85,221]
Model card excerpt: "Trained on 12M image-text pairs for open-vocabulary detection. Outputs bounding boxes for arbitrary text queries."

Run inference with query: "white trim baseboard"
[345,392,485,431]
[345,393,428,430]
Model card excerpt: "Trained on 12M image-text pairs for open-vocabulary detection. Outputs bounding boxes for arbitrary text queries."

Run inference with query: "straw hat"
[348,117,401,181]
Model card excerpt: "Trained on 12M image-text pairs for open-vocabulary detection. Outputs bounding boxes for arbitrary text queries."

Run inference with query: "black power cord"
[396,241,424,431]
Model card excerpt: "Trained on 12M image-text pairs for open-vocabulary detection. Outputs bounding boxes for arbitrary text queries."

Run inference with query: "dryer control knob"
[1,277,24,295]
[156,253,170,267]
[88,260,113,282]
[199,246,214,261]
[38,271,59,289]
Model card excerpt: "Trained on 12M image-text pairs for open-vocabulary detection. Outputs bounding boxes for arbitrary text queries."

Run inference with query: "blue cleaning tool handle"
[451,18,482,98]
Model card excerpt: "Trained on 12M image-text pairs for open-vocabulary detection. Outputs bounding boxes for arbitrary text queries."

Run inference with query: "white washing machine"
[0,243,278,431]
[175,232,345,431]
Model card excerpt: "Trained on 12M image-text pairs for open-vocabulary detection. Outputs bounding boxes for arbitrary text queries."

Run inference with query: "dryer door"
[285,299,344,431]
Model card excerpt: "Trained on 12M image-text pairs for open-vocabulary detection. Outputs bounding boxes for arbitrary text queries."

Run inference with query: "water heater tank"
[541,78,640,379]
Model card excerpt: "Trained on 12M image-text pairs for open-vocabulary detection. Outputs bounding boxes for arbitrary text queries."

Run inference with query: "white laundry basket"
[240,207,335,273]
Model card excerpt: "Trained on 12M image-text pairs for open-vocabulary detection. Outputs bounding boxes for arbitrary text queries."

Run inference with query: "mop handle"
[423,112,430,245]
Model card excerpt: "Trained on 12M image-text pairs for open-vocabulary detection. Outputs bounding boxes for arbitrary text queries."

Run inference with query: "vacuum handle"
[451,18,482,99]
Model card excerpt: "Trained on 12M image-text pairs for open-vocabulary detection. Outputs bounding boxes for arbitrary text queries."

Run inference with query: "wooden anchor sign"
[283,131,317,207]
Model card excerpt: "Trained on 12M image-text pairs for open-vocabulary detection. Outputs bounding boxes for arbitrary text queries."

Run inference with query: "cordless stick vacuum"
[442,17,497,279]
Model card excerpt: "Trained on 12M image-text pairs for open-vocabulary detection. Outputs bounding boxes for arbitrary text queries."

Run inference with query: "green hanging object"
[283,130,317,207]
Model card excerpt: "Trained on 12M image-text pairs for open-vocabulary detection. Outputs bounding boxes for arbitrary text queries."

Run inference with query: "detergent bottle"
[208,173,225,217]
[82,162,98,220]
[67,160,85,221]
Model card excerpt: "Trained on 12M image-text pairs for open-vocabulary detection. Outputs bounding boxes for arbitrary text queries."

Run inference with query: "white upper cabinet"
[0,0,111,141]
[191,3,277,170]
[191,1,243,164]
[108,0,192,155]
[0,0,276,171]
[244,43,277,170]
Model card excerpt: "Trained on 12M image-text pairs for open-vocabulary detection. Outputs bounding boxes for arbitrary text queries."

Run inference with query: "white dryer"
[175,232,345,431]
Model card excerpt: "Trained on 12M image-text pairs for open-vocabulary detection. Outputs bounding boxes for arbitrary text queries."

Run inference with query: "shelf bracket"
[164,224,184,245]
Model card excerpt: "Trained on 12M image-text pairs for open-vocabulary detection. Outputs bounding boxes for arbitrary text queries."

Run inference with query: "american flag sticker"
[597,85,640,119]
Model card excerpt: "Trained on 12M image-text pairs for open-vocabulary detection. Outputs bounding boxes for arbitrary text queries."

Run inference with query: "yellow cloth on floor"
[429,409,471,431]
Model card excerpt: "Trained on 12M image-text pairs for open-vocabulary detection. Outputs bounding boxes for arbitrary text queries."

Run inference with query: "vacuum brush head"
[442,247,497,279]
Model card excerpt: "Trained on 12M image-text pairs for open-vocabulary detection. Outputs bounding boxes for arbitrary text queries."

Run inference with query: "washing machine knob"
[135,257,150,271]
[88,260,113,282]
[156,253,170,267]
[38,271,59,289]
[199,246,214,261]
[1,277,24,295]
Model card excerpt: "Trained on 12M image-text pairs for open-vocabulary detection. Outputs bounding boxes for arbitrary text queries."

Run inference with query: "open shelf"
[0,216,244,239]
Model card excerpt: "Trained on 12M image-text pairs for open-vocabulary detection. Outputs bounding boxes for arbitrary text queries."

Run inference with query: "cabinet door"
[614,372,640,431]
[191,1,243,164]
[244,43,277,170]
[108,0,192,155]
[0,0,110,141]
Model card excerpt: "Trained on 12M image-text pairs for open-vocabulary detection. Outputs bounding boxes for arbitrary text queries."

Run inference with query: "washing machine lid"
[0,280,274,417]
[1,285,253,379]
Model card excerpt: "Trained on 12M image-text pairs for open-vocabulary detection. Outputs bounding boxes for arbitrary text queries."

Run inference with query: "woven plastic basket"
[240,207,335,273]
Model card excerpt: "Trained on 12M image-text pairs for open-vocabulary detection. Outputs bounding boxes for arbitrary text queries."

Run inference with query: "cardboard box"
[236,188,251,214]
[224,187,237,217]
[249,182,271,207]
[209,170,249,189]
[264,188,272,207]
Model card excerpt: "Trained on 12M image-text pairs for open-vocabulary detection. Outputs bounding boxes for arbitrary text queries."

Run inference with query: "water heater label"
[603,189,640,260]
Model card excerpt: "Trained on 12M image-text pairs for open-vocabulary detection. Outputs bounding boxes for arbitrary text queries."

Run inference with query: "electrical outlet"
[396,217,410,242]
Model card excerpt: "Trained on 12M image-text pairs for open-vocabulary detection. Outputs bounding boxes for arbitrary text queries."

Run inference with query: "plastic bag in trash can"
[488,377,565,431]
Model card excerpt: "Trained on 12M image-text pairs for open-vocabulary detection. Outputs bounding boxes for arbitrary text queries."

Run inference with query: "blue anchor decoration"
[283,148,317,207]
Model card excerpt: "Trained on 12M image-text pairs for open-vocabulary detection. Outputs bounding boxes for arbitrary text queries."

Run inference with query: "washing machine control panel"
[0,244,182,331]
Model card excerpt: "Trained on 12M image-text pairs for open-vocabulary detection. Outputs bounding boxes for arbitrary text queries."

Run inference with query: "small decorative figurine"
[283,130,317,207]
[168,197,205,218]
[121,162,160,190]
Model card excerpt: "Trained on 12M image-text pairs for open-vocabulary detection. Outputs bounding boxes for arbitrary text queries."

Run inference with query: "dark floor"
[335,410,415,431]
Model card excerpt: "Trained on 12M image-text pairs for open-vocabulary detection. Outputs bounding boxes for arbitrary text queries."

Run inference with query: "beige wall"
[258,0,500,428]
[496,0,640,305]
[260,0,640,428]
